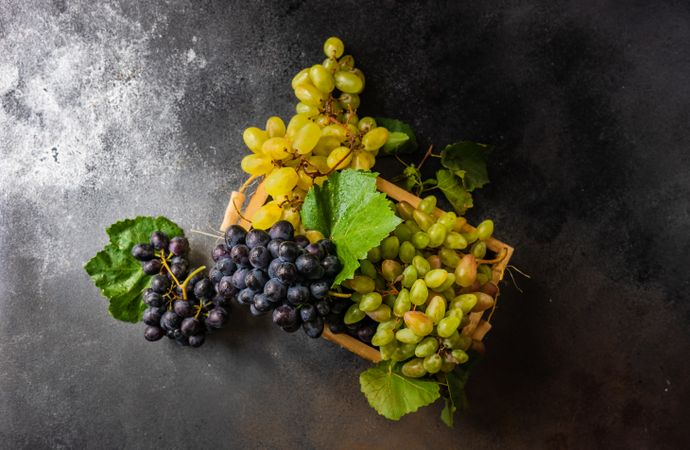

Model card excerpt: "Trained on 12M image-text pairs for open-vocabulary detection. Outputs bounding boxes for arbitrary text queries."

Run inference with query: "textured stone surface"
[1,1,689,448]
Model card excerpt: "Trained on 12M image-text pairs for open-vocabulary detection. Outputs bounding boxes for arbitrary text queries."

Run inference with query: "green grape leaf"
[440,141,491,191]
[375,117,418,155]
[360,361,440,421]
[440,369,470,427]
[301,170,402,285]
[84,216,184,323]
[436,169,473,215]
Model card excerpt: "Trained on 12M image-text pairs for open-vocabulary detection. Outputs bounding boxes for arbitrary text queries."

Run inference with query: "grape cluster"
[240,37,391,231]
[131,232,229,348]
[336,195,499,377]
[220,220,347,339]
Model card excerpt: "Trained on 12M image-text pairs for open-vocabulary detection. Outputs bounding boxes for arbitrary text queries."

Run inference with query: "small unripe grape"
[451,349,469,364]
[367,247,381,263]
[427,255,442,270]
[398,241,416,264]
[439,247,461,268]
[359,259,377,279]
[322,57,339,72]
[338,92,360,109]
[477,219,494,241]
[323,37,345,58]
[392,343,417,361]
[463,229,479,244]
[338,54,355,70]
[471,241,487,259]
[393,222,413,242]
[412,255,431,277]
[380,236,400,260]
[395,327,423,344]
[436,273,456,292]
[262,137,291,160]
[358,116,377,133]
[411,231,430,249]
[451,293,478,313]
[344,303,366,324]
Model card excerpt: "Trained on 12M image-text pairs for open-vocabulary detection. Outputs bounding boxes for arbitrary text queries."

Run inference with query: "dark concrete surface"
[1,0,689,448]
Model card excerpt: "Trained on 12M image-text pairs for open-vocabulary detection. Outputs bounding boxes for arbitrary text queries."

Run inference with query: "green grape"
[338,54,355,70]
[294,84,325,106]
[427,223,447,248]
[377,319,401,332]
[440,359,456,373]
[322,57,339,72]
[414,336,439,358]
[292,122,321,154]
[471,240,487,259]
[395,202,415,220]
[367,246,381,263]
[442,287,456,300]
[395,327,423,344]
[398,241,416,264]
[423,354,443,374]
[393,289,411,317]
[372,328,394,346]
[379,341,397,360]
[358,116,377,133]
[424,269,448,289]
[359,259,377,279]
[445,308,464,321]
[323,37,345,58]
[265,116,286,138]
[320,124,346,141]
[437,316,460,338]
[344,303,366,324]
[296,102,319,117]
[383,294,397,308]
[404,219,420,234]
[291,68,310,89]
[410,279,428,306]
[264,167,299,197]
[393,222,413,242]
[380,236,400,260]
[444,231,468,250]
[350,292,362,303]
[404,311,434,336]
[344,275,375,294]
[314,114,330,128]
[359,292,382,312]
[241,154,273,176]
[367,304,391,322]
[381,259,403,282]
[326,146,353,169]
[437,211,457,231]
[436,273,456,292]
[391,343,417,362]
[412,255,431,277]
[401,266,417,288]
[309,64,335,93]
[286,114,312,139]
[374,275,387,292]
[412,209,435,231]
[439,247,460,268]
[452,294,478,314]
[427,255,442,270]
[334,71,364,94]
[343,111,359,125]
[478,264,492,282]
[455,254,477,287]
[463,229,479,244]
[338,92,360,109]
[451,349,469,364]
[242,127,268,153]
[442,332,472,351]
[477,219,494,241]
[418,195,437,214]
[362,127,389,151]
[312,136,340,156]
[411,231,430,249]
[476,271,489,286]
[401,358,427,378]
[352,68,366,83]
[425,295,446,324]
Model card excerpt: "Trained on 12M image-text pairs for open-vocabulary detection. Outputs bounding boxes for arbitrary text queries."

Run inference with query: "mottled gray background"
[1,0,689,448]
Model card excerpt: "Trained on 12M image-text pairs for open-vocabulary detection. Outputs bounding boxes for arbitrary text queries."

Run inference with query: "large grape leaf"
[436,169,473,215]
[301,170,401,285]
[440,141,491,191]
[359,361,440,420]
[84,216,183,323]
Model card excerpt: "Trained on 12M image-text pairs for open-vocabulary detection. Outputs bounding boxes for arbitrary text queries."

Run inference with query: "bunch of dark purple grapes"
[131,231,229,347]
[213,220,349,338]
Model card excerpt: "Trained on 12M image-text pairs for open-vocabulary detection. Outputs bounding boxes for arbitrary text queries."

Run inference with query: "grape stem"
[239,174,260,194]
[417,145,435,170]
[159,253,183,291]
[328,291,352,298]
[476,248,508,265]
[179,266,207,301]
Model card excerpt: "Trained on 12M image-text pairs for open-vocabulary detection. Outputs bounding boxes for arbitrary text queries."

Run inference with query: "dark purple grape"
[143,289,164,307]
[278,241,301,262]
[160,311,182,331]
[267,259,282,278]
[175,333,190,347]
[322,255,341,278]
[330,300,349,315]
[328,321,346,334]
[245,268,269,291]
[269,220,294,241]
[304,243,325,260]
[150,231,169,251]
[295,254,323,279]
[263,278,287,303]
[236,288,255,306]
[345,322,360,336]
[209,268,223,284]
[225,225,247,247]
[174,300,195,318]
[189,334,205,347]
[299,304,317,322]
[282,322,301,333]
[193,278,214,299]
[166,329,176,339]
[212,244,232,262]
[303,316,324,338]
[131,243,154,261]
[169,263,188,280]
[171,255,189,267]
[212,293,232,308]
[230,244,250,267]
[144,326,165,341]
[181,317,203,336]
[275,262,298,284]
[142,307,163,326]
[310,280,329,299]
[206,307,228,328]
[216,258,236,275]
[317,239,336,255]
[168,237,189,256]
[286,284,310,306]
[272,305,298,327]
[249,304,267,316]
[252,293,273,312]
[231,268,249,290]
[142,259,162,275]
[267,239,284,259]
[249,246,271,269]
[150,274,171,294]
[245,229,271,249]
[357,324,376,343]
[218,276,237,299]
[294,235,310,248]
[315,299,330,317]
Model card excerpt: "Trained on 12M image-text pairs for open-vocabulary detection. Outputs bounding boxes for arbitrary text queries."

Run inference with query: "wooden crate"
[220,177,514,363]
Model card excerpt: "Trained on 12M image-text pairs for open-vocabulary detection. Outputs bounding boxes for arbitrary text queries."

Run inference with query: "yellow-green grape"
[292,122,321,154]
[398,241,416,264]
[296,169,314,191]
[262,137,291,160]
[251,202,282,230]
[350,292,362,303]
[323,36,345,59]
[345,123,358,136]
[477,264,492,283]
[477,219,494,241]
[401,358,427,378]
[396,201,415,220]
[425,295,446,324]
[265,116,286,138]
[314,114,330,128]
[381,259,403,282]
[418,195,437,214]
[350,150,375,170]
[471,240,487,259]
[280,206,301,229]
[446,308,463,321]
[334,71,364,94]
[352,68,366,83]
[380,236,399,260]
[343,111,358,125]
[374,275,386,292]
[401,266,418,288]
[411,231,430,249]
[427,223,447,248]
[383,294,396,308]
[359,259,377,279]
[338,54,355,70]
[436,273,456,292]
[440,359,456,373]
[442,287,456,300]
[338,92,360,109]
[295,102,319,117]
[372,328,395,347]
[412,255,431,277]
[367,304,391,322]
[453,216,468,232]
[321,124,347,141]
[451,349,469,364]
[358,116,377,133]
[396,343,417,360]
[443,332,472,351]
[427,255,442,270]
[312,136,340,156]
[367,246,381,263]
[322,57,339,72]
[393,222,413,242]
[241,154,273,176]
[424,268,448,289]
[463,229,479,245]
[414,336,439,358]
[439,247,461,268]
[404,311,434,336]
[264,167,299,197]
[362,127,389,151]
[379,341,397,360]
[242,127,268,153]
[405,219,421,234]
[452,294,478,314]
[395,327,423,344]
[413,209,435,231]
[423,354,443,374]
[344,275,375,294]
[326,146,353,170]
[444,231,468,250]
[437,211,457,231]
[291,68,310,89]
[344,303,366,324]
[455,254,478,287]
[294,84,325,107]
[437,316,460,338]
[359,292,382,312]
[393,289,411,317]
[308,64,335,94]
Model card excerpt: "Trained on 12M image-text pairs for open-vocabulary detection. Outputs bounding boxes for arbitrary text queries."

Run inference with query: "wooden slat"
[239,182,268,229]
[322,328,382,363]
[220,191,246,232]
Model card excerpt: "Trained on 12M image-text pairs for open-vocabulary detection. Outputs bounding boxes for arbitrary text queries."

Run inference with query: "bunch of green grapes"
[339,195,498,377]
[240,37,390,231]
